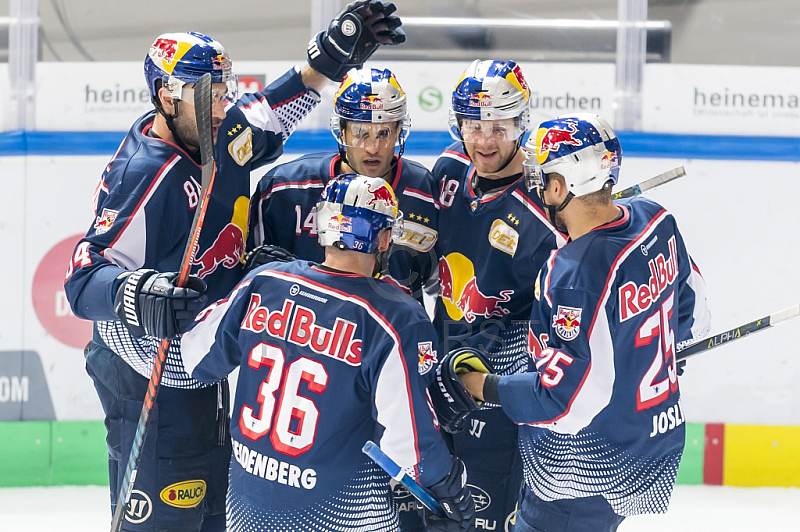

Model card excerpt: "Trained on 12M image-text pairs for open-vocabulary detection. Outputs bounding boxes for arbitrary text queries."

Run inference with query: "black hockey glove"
[307,0,405,82]
[420,459,475,532]
[114,269,207,339]
[243,244,298,274]
[427,348,493,433]
[677,359,686,376]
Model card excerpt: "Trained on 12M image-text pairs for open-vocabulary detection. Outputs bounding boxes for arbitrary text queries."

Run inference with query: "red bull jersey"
[497,197,711,516]
[249,152,439,300]
[432,142,566,375]
[180,260,454,531]
[64,68,321,388]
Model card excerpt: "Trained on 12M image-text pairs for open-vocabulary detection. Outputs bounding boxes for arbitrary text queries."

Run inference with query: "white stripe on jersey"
[258,269,421,471]
[439,150,470,166]
[401,188,436,205]
[511,189,568,247]
[239,99,283,137]
[103,154,181,270]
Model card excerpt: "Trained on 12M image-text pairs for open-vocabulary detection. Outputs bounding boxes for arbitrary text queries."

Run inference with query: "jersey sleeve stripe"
[440,150,470,165]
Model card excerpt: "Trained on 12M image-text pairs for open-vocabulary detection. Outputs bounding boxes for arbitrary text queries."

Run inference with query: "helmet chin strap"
[154,93,196,159]
[538,186,573,232]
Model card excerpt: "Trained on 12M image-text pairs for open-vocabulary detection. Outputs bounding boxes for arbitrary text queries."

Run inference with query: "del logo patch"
[94,208,118,235]
[159,479,206,508]
[418,341,438,375]
[552,305,582,341]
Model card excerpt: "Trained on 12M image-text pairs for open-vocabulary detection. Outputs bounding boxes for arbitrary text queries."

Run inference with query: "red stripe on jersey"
[268,89,307,110]
[403,188,434,202]
[441,149,470,163]
[259,268,423,465]
[104,153,182,251]
[258,178,325,201]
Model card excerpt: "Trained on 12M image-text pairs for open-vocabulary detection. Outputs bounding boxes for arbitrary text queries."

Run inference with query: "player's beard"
[465,139,519,176]
[171,107,201,154]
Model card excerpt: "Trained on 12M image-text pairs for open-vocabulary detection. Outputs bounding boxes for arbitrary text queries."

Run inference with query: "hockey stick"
[677,303,800,361]
[110,73,217,532]
[362,440,445,518]
[613,166,686,200]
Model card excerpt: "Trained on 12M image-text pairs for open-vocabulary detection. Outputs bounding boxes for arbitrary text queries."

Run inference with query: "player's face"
[461,118,521,176]
[342,122,400,178]
[172,82,228,152]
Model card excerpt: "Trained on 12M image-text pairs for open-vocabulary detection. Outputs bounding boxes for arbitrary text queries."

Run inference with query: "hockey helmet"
[144,31,237,103]
[331,67,411,148]
[449,59,531,141]
[316,174,404,254]
[523,114,622,198]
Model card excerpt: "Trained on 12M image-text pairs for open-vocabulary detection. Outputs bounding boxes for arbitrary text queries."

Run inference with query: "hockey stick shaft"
[110,73,217,532]
[677,303,800,361]
[362,440,445,518]
[613,166,686,200]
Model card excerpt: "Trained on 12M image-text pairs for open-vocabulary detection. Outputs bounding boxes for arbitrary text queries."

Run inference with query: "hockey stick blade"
[613,166,686,200]
[362,440,445,518]
[677,303,800,361]
[110,73,217,532]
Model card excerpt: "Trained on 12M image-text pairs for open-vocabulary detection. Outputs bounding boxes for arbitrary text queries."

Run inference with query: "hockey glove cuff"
[427,348,493,433]
[114,269,208,339]
[421,459,475,532]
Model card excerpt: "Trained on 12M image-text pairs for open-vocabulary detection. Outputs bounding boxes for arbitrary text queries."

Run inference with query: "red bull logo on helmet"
[212,54,230,70]
[601,150,619,171]
[151,38,178,63]
[417,341,438,375]
[327,213,352,233]
[536,123,583,164]
[469,92,493,107]
[552,305,582,341]
[365,183,397,210]
[360,94,384,110]
[193,223,245,278]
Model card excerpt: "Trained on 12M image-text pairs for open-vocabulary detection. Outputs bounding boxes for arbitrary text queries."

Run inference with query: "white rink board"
[1,151,799,424]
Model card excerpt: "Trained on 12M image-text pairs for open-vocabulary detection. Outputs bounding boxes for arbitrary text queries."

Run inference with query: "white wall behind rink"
[2,150,798,423]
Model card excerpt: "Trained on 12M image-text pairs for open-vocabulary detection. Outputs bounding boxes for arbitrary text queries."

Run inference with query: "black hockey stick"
[110,73,217,532]
[677,303,800,361]
[613,166,686,200]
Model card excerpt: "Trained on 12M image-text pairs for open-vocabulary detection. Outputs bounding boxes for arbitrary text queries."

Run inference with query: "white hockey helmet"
[523,113,622,198]
[316,174,404,254]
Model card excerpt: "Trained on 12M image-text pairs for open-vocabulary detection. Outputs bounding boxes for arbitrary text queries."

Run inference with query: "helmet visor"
[341,122,401,149]
[452,118,524,144]
[168,78,238,104]
[522,158,548,191]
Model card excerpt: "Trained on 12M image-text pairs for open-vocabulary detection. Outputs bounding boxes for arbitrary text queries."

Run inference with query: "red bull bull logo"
[93,208,118,235]
[469,92,493,107]
[538,123,583,160]
[193,223,244,278]
[365,184,397,210]
[417,341,438,375]
[360,94,384,110]
[456,278,513,323]
[438,257,454,301]
[552,305,582,341]
[151,38,178,63]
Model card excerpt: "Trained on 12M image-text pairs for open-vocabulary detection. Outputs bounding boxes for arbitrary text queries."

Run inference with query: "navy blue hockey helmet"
[316,174,404,254]
[144,31,238,103]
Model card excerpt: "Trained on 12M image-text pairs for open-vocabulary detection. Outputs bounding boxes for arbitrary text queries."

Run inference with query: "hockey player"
[449,114,712,531]
[63,4,406,530]
[180,174,475,532]
[248,67,438,302]
[431,60,566,530]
